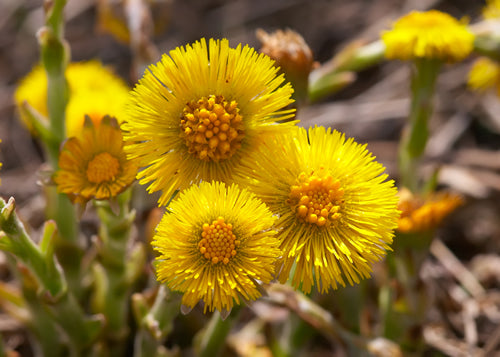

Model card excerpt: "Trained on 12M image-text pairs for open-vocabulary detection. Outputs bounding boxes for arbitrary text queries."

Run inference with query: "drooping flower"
[397,188,463,234]
[14,61,130,137]
[122,38,295,206]
[381,10,474,62]
[152,181,280,315]
[236,126,400,293]
[54,116,137,205]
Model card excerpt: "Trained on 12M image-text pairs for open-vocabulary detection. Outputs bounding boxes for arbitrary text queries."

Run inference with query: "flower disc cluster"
[122,38,295,206]
[15,61,130,137]
[381,10,474,62]
[152,181,280,314]
[236,126,400,293]
[54,116,137,205]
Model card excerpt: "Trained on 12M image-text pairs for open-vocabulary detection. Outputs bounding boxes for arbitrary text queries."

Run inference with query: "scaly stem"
[197,306,242,357]
[399,58,441,191]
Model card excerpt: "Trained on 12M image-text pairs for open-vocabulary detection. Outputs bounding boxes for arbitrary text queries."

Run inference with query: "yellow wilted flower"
[122,38,295,206]
[236,126,400,294]
[397,188,463,234]
[152,181,280,315]
[381,10,474,62]
[54,116,137,205]
[14,61,130,137]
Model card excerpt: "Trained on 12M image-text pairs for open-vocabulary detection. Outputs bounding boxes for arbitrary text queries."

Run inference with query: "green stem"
[39,0,77,244]
[133,285,182,357]
[399,58,441,191]
[197,305,242,357]
[92,189,137,356]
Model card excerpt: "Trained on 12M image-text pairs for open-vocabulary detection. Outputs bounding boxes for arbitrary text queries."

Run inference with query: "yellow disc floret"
[288,171,344,227]
[181,95,244,162]
[86,152,120,184]
[199,217,240,264]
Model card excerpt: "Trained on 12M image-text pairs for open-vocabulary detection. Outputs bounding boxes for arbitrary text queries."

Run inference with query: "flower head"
[54,116,137,205]
[483,0,500,19]
[236,126,400,293]
[381,10,474,62]
[152,181,280,314]
[15,61,130,137]
[397,188,463,234]
[122,38,295,206]
[468,57,500,95]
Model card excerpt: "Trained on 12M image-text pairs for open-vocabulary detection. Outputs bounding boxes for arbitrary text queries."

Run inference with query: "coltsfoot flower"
[381,10,474,62]
[468,57,500,95]
[397,188,463,234]
[152,181,280,315]
[15,61,130,137]
[236,126,400,293]
[483,0,500,19]
[54,116,137,205]
[122,38,295,206]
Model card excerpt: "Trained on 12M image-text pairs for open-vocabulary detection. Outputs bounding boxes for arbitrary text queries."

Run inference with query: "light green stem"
[197,306,242,357]
[399,58,441,191]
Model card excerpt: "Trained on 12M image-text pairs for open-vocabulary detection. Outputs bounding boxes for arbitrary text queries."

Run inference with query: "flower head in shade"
[236,126,400,293]
[14,61,130,137]
[397,188,463,234]
[381,10,474,62]
[152,181,280,315]
[122,38,295,206]
[54,116,137,205]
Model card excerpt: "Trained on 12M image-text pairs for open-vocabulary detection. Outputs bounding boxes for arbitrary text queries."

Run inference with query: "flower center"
[287,172,344,226]
[180,95,244,162]
[86,152,120,184]
[199,217,240,264]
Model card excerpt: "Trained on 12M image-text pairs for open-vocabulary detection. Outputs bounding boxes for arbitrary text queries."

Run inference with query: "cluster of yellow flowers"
[14,6,475,314]
[122,38,400,313]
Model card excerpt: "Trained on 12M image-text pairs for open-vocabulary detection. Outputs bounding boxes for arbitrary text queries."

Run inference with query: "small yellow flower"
[381,10,474,62]
[483,0,500,19]
[397,188,463,233]
[153,181,280,314]
[236,126,400,293]
[123,38,295,206]
[54,116,137,205]
[468,57,500,95]
[14,61,130,137]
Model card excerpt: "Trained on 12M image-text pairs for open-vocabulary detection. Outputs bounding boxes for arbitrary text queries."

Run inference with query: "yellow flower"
[122,38,295,206]
[381,10,474,62]
[236,126,400,293]
[54,116,137,205]
[483,0,500,19]
[14,61,130,137]
[153,181,280,315]
[397,188,463,233]
[468,57,500,95]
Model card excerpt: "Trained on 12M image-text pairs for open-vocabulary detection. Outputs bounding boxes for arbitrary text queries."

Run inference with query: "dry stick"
[429,239,486,298]
[482,322,500,356]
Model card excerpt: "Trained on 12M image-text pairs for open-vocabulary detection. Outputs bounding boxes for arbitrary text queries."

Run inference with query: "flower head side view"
[152,181,280,316]
[54,116,137,206]
[236,126,400,294]
[122,38,296,206]
[15,61,130,138]
[381,10,475,63]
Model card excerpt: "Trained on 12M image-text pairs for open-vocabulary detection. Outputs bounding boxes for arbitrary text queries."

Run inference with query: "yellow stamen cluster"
[288,172,344,226]
[199,217,240,264]
[180,95,244,162]
[86,152,120,184]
